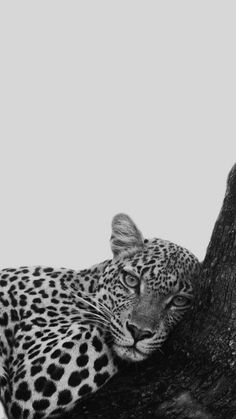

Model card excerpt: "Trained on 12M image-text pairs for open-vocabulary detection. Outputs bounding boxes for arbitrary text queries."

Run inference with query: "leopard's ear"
[110,213,144,258]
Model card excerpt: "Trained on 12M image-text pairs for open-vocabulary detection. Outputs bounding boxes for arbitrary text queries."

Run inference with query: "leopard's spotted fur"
[0,214,199,418]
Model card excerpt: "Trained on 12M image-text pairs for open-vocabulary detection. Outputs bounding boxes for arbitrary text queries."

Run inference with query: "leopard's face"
[96,216,199,362]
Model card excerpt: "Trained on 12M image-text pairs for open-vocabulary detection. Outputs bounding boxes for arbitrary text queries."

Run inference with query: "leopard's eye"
[171,295,190,307]
[123,273,140,289]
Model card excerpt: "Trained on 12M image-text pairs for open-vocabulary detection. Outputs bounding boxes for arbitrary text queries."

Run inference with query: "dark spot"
[92,336,102,352]
[4,328,13,344]
[38,290,49,298]
[31,304,45,315]
[0,297,9,307]
[21,323,32,332]
[78,384,92,396]
[68,371,81,387]
[47,364,64,380]
[0,313,8,326]
[0,280,7,286]
[72,333,82,340]
[80,368,89,379]
[28,344,41,354]
[32,356,46,365]
[22,340,35,350]
[43,346,53,354]
[23,409,30,419]
[32,317,47,327]
[15,381,31,401]
[31,365,42,376]
[32,267,41,277]
[94,371,110,387]
[43,380,57,397]
[88,280,94,293]
[51,298,59,304]
[47,310,58,317]
[59,293,68,299]
[35,331,43,338]
[57,389,72,405]
[34,279,43,287]
[76,355,89,367]
[9,275,18,282]
[33,298,41,304]
[79,343,88,354]
[33,399,50,410]
[59,353,71,364]
[11,402,22,419]
[62,341,74,349]
[28,350,41,360]
[51,349,61,359]
[35,376,47,392]
[11,309,19,322]
[94,354,108,372]
[44,267,54,273]
[14,370,27,383]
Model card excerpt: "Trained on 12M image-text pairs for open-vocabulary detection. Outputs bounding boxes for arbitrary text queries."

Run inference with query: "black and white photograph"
[0,2,236,418]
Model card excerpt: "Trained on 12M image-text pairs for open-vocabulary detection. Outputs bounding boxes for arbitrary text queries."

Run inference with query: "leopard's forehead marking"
[121,239,195,271]
[110,237,197,294]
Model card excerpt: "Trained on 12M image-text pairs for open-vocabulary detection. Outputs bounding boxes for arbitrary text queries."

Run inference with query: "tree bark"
[66,164,236,419]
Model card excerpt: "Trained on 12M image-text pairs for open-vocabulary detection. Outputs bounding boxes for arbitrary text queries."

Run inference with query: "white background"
[0,2,236,417]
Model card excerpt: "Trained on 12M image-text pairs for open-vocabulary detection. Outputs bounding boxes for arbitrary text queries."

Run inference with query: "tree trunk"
[66,164,236,419]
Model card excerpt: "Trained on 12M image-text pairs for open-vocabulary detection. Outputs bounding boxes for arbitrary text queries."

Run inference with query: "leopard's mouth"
[112,343,148,362]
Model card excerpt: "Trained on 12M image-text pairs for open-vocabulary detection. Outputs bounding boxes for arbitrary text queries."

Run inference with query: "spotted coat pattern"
[0,214,199,418]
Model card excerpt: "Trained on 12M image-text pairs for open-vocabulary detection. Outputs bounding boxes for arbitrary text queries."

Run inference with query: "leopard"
[0,214,199,419]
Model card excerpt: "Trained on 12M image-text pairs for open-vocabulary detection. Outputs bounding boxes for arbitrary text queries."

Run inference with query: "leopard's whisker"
[80,318,110,329]
[71,294,110,320]
[71,291,113,321]
[77,290,113,317]
[82,314,110,326]
[71,313,110,326]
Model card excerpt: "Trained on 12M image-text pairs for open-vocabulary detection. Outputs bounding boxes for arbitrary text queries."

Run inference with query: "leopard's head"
[97,214,199,362]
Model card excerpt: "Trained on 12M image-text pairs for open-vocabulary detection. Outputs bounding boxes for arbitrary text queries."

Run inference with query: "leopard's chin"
[113,343,148,362]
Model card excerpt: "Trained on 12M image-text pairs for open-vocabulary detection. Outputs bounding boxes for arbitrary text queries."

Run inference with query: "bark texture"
[66,165,236,419]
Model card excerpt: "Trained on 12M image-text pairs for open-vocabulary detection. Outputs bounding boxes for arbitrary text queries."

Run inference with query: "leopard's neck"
[62,259,112,295]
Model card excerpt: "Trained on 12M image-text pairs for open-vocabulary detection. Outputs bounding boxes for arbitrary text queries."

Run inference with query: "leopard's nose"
[126,321,154,342]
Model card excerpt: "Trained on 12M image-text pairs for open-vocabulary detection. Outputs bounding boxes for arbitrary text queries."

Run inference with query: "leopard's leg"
[9,326,118,419]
